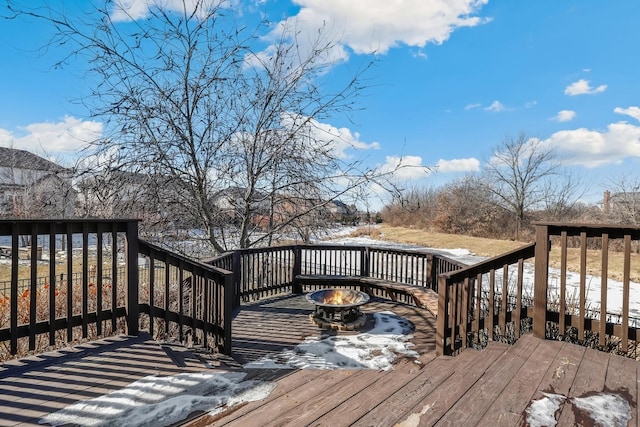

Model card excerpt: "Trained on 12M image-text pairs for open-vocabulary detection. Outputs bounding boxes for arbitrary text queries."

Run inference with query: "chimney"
[604,190,610,213]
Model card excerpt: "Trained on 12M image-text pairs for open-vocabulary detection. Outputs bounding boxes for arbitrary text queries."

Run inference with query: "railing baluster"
[178,260,184,342]
[560,231,567,338]
[149,252,155,338]
[96,224,103,337]
[515,259,523,340]
[164,257,170,335]
[500,264,508,338]
[578,231,587,341]
[599,233,608,348]
[49,224,57,346]
[82,223,89,339]
[29,225,37,351]
[489,268,495,341]
[111,224,118,333]
[622,234,631,351]
[10,225,18,355]
[474,273,482,345]
[66,225,73,343]
[461,277,470,349]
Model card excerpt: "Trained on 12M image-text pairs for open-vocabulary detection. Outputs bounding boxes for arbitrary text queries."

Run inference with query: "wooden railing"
[206,244,465,305]
[0,219,233,360]
[437,222,640,357]
[436,243,536,355]
[533,223,640,356]
[138,240,233,354]
[7,219,638,361]
[0,219,139,359]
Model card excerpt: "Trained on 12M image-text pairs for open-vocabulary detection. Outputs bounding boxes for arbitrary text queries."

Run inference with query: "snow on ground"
[243,311,419,370]
[40,311,418,426]
[40,371,275,427]
[525,392,566,427]
[526,392,631,427]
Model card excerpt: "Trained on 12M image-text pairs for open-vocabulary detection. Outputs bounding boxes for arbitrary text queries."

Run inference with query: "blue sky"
[1,0,640,208]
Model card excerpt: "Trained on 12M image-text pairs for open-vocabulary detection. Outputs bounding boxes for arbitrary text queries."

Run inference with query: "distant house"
[0,147,75,218]
[212,187,270,220]
[601,190,640,225]
[75,169,174,223]
[326,200,358,224]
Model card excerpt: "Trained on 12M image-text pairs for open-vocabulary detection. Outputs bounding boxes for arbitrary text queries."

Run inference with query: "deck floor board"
[0,294,637,427]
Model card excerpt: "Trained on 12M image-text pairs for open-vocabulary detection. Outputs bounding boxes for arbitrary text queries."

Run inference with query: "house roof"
[0,147,65,172]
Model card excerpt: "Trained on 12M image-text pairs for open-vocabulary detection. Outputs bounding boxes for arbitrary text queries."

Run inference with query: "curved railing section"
[436,243,536,356]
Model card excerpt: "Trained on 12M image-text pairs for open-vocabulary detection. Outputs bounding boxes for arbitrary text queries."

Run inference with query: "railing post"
[292,246,303,294]
[436,274,449,356]
[533,224,549,339]
[125,220,139,336]
[232,251,242,308]
[360,247,370,277]
[427,254,436,291]
[223,274,233,355]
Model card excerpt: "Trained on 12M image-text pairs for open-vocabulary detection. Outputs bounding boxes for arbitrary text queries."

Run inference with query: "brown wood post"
[360,247,370,277]
[426,254,435,290]
[292,246,303,294]
[533,224,549,339]
[232,251,242,307]
[125,220,139,336]
[223,273,234,355]
[436,274,449,356]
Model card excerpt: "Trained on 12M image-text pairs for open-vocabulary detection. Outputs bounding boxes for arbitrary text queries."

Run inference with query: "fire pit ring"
[306,288,370,330]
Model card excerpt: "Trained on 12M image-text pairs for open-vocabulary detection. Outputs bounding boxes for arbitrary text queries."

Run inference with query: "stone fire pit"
[305,288,370,330]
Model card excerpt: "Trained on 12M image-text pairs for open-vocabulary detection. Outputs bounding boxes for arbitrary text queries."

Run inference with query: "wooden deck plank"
[435,334,541,426]
[605,353,638,427]
[395,341,511,426]
[1,293,639,427]
[219,369,373,426]
[306,359,425,426]
[0,333,228,427]
[516,340,586,426]
[352,349,481,426]
[184,369,323,426]
[556,345,610,426]
[476,336,563,426]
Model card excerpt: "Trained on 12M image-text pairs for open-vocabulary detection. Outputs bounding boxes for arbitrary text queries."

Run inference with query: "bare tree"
[433,175,511,238]
[483,133,560,239]
[602,174,640,225]
[540,171,587,222]
[7,1,388,253]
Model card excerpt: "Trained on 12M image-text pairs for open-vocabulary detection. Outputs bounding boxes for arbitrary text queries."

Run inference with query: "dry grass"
[355,224,640,283]
[355,224,524,257]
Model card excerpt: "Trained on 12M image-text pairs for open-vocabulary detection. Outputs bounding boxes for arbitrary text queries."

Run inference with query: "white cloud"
[263,0,490,62]
[0,116,103,157]
[614,106,640,122]
[279,113,379,159]
[542,121,640,167]
[436,158,480,173]
[564,79,607,96]
[380,155,430,180]
[485,100,506,112]
[553,110,576,122]
[524,100,538,109]
[464,103,481,110]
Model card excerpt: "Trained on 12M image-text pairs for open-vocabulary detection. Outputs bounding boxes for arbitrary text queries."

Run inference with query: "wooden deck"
[1,294,638,426]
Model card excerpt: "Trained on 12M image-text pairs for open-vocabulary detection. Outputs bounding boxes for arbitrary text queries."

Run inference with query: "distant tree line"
[382,133,638,241]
